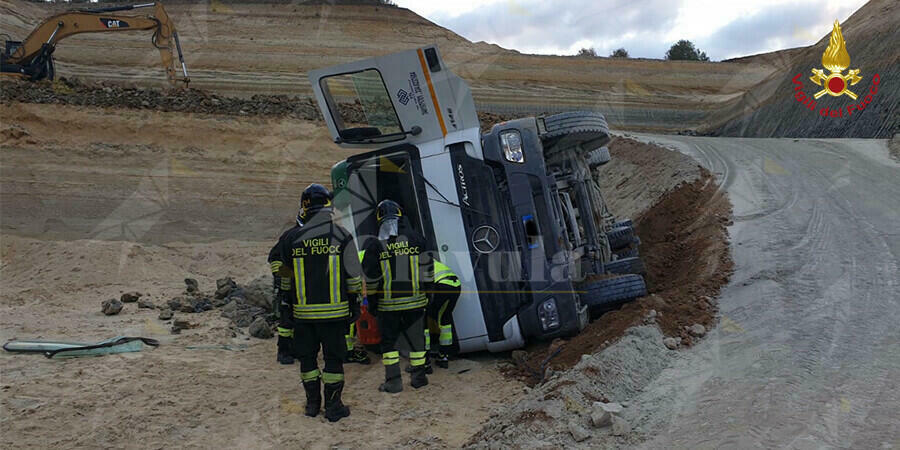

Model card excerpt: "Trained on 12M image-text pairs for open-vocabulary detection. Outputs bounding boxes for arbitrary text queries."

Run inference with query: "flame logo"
[810,20,862,99]
[822,20,850,73]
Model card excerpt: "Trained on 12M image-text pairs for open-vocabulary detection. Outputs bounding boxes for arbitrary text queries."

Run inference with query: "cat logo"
[100,18,130,29]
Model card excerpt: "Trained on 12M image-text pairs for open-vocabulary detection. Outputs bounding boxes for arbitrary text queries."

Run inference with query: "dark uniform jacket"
[274,210,362,322]
[361,226,433,313]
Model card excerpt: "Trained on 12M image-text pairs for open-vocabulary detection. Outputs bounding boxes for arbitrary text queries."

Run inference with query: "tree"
[610,48,629,58]
[665,40,710,61]
[577,47,598,57]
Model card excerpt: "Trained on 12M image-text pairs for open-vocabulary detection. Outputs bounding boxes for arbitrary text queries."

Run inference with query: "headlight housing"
[538,298,560,331]
[500,130,524,163]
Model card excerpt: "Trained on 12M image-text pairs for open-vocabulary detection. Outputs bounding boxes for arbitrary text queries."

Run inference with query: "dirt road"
[628,135,900,448]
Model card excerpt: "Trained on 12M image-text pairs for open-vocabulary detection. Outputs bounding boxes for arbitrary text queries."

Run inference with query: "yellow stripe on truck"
[417,48,447,137]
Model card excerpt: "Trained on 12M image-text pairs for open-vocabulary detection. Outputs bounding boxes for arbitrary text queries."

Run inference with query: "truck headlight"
[538,298,560,331]
[500,130,524,163]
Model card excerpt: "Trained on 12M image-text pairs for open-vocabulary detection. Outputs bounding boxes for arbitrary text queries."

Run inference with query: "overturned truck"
[309,46,647,353]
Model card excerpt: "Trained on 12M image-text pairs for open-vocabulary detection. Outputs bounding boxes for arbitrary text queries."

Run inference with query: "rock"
[179,300,196,313]
[120,292,141,303]
[511,350,528,365]
[214,277,235,299]
[171,319,192,334]
[242,275,274,311]
[663,337,681,350]
[611,416,631,436]
[214,284,232,299]
[568,421,591,442]
[184,278,199,293]
[591,402,624,427]
[158,308,173,320]
[138,298,155,309]
[101,299,124,315]
[248,317,273,339]
[220,300,238,315]
[689,324,706,337]
[212,295,232,308]
[167,297,184,311]
[191,297,213,313]
[216,277,235,290]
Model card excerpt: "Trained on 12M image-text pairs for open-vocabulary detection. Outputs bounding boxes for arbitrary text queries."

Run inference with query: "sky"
[391,0,868,61]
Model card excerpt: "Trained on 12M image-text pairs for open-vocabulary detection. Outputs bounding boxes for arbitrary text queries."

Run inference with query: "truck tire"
[613,219,633,229]
[588,146,611,168]
[539,111,610,156]
[614,246,639,258]
[604,256,645,275]
[581,275,647,308]
[606,226,634,250]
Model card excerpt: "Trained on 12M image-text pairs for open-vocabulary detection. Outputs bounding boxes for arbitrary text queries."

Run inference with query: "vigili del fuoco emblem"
[810,20,862,99]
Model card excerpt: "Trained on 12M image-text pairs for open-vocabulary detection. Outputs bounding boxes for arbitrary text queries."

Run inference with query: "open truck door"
[309,46,478,150]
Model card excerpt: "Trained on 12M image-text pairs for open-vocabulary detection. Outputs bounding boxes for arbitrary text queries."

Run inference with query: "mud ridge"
[507,161,733,386]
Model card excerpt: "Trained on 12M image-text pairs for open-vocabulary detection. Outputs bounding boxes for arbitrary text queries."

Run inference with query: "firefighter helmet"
[375,199,403,223]
[298,184,332,224]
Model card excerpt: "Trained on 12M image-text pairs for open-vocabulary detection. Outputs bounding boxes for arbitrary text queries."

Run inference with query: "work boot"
[302,379,321,417]
[405,354,433,374]
[378,364,403,393]
[410,366,429,389]
[434,352,449,369]
[323,382,350,423]
[344,348,371,365]
[277,350,295,365]
[277,336,295,364]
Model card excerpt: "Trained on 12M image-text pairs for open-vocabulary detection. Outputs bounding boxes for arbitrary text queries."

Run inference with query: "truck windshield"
[344,150,425,239]
[320,69,404,143]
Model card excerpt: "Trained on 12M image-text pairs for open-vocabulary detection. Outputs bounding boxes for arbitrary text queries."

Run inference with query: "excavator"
[1,2,188,86]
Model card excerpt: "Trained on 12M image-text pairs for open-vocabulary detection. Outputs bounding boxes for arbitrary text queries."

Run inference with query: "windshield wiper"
[335,126,422,144]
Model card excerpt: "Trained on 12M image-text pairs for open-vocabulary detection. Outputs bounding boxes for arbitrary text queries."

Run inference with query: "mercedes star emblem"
[472,225,500,253]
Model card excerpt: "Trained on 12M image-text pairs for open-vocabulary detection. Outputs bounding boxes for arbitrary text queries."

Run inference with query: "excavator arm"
[1,2,188,86]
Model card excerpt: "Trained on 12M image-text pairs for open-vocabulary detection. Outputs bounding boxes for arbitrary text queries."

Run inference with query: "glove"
[278,300,294,328]
[346,296,362,323]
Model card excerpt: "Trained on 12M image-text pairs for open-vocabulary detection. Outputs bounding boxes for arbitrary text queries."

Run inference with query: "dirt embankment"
[0,0,777,133]
[508,139,733,385]
[0,78,514,132]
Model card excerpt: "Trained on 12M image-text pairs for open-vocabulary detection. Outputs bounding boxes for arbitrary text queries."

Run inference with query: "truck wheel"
[614,246,639,258]
[588,146,611,168]
[606,226,634,250]
[581,275,647,309]
[539,111,610,156]
[613,219,633,229]
[604,256,645,275]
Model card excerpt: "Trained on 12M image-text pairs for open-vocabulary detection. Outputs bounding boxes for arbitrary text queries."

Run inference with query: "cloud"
[429,0,679,57]
[701,1,866,59]
[399,0,868,60]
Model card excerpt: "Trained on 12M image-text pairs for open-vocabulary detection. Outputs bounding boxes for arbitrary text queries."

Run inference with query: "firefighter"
[268,207,306,365]
[273,184,362,422]
[269,239,297,365]
[427,260,461,368]
[361,199,432,393]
